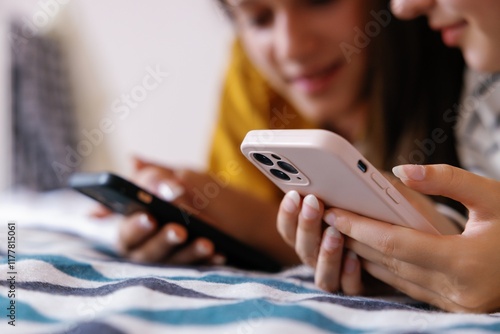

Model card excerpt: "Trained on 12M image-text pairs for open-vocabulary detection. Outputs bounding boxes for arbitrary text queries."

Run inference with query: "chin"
[462,40,500,72]
[301,97,351,123]
[292,100,337,125]
[464,50,498,73]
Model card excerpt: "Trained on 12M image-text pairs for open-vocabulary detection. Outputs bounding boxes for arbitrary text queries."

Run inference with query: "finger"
[383,170,461,235]
[133,166,176,193]
[128,223,187,262]
[89,204,113,218]
[132,155,155,171]
[340,251,363,295]
[166,238,215,265]
[392,164,499,212]
[295,195,324,267]
[276,191,302,247]
[118,213,157,252]
[345,237,452,294]
[133,168,188,210]
[331,209,448,269]
[314,226,344,292]
[154,169,208,215]
[157,181,186,202]
[132,155,174,173]
[363,261,465,312]
[207,253,227,266]
[382,170,437,219]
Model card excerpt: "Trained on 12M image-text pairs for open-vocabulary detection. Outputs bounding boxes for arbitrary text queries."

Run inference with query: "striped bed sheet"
[0,227,499,334]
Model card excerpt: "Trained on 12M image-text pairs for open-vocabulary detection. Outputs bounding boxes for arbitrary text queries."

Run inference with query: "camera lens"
[253,153,274,166]
[270,168,291,181]
[278,161,299,174]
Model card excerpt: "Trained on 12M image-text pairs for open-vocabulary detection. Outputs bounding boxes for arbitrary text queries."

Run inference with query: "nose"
[273,9,317,63]
[391,0,435,20]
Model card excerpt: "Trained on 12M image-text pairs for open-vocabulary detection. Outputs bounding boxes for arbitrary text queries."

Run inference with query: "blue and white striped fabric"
[1,227,499,334]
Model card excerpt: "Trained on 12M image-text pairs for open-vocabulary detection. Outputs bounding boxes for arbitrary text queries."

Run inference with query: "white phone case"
[241,129,439,235]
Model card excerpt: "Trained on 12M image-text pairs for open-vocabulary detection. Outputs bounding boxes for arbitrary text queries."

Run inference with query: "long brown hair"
[369,0,465,211]
[369,0,464,170]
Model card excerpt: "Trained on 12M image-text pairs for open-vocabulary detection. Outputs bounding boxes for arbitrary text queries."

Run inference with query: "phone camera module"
[270,168,291,181]
[277,161,299,174]
[253,153,274,166]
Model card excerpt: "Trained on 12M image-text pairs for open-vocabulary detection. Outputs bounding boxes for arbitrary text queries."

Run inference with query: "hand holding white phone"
[241,129,439,235]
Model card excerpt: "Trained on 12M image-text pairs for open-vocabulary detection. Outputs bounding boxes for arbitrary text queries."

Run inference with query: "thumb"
[392,164,499,211]
[132,155,160,171]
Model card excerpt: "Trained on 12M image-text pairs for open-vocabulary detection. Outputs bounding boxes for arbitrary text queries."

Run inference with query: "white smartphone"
[241,129,439,235]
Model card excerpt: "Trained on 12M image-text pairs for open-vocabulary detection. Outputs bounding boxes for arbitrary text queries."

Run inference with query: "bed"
[0,190,499,334]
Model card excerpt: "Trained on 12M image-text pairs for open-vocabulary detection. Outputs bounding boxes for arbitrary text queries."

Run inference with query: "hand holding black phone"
[68,172,281,272]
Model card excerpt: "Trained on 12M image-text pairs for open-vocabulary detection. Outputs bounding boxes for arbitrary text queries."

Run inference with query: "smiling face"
[391,0,500,72]
[225,0,371,132]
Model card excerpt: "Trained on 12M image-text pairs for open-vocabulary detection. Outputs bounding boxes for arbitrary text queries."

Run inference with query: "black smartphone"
[68,172,281,272]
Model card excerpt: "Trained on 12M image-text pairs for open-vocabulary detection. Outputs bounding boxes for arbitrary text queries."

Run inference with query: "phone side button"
[386,188,401,204]
[371,173,387,189]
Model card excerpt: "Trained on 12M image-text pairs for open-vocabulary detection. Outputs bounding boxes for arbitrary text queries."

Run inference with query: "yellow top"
[207,40,315,203]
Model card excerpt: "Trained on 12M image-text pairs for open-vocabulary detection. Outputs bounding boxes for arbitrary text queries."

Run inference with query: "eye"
[248,10,274,28]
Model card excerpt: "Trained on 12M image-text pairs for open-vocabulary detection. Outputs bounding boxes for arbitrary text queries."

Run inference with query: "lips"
[288,61,344,95]
[433,21,467,47]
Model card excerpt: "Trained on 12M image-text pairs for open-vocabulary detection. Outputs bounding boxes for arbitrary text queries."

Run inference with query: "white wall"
[0,0,233,190]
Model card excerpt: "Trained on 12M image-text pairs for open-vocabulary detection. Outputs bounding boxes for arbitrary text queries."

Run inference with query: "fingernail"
[212,254,226,265]
[283,190,300,213]
[344,251,358,274]
[323,211,336,226]
[138,214,154,231]
[322,226,342,252]
[196,241,211,256]
[130,252,145,263]
[391,0,404,10]
[392,165,407,179]
[392,165,425,181]
[166,228,182,244]
[158,182,185,202]
[302,194,319,219]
